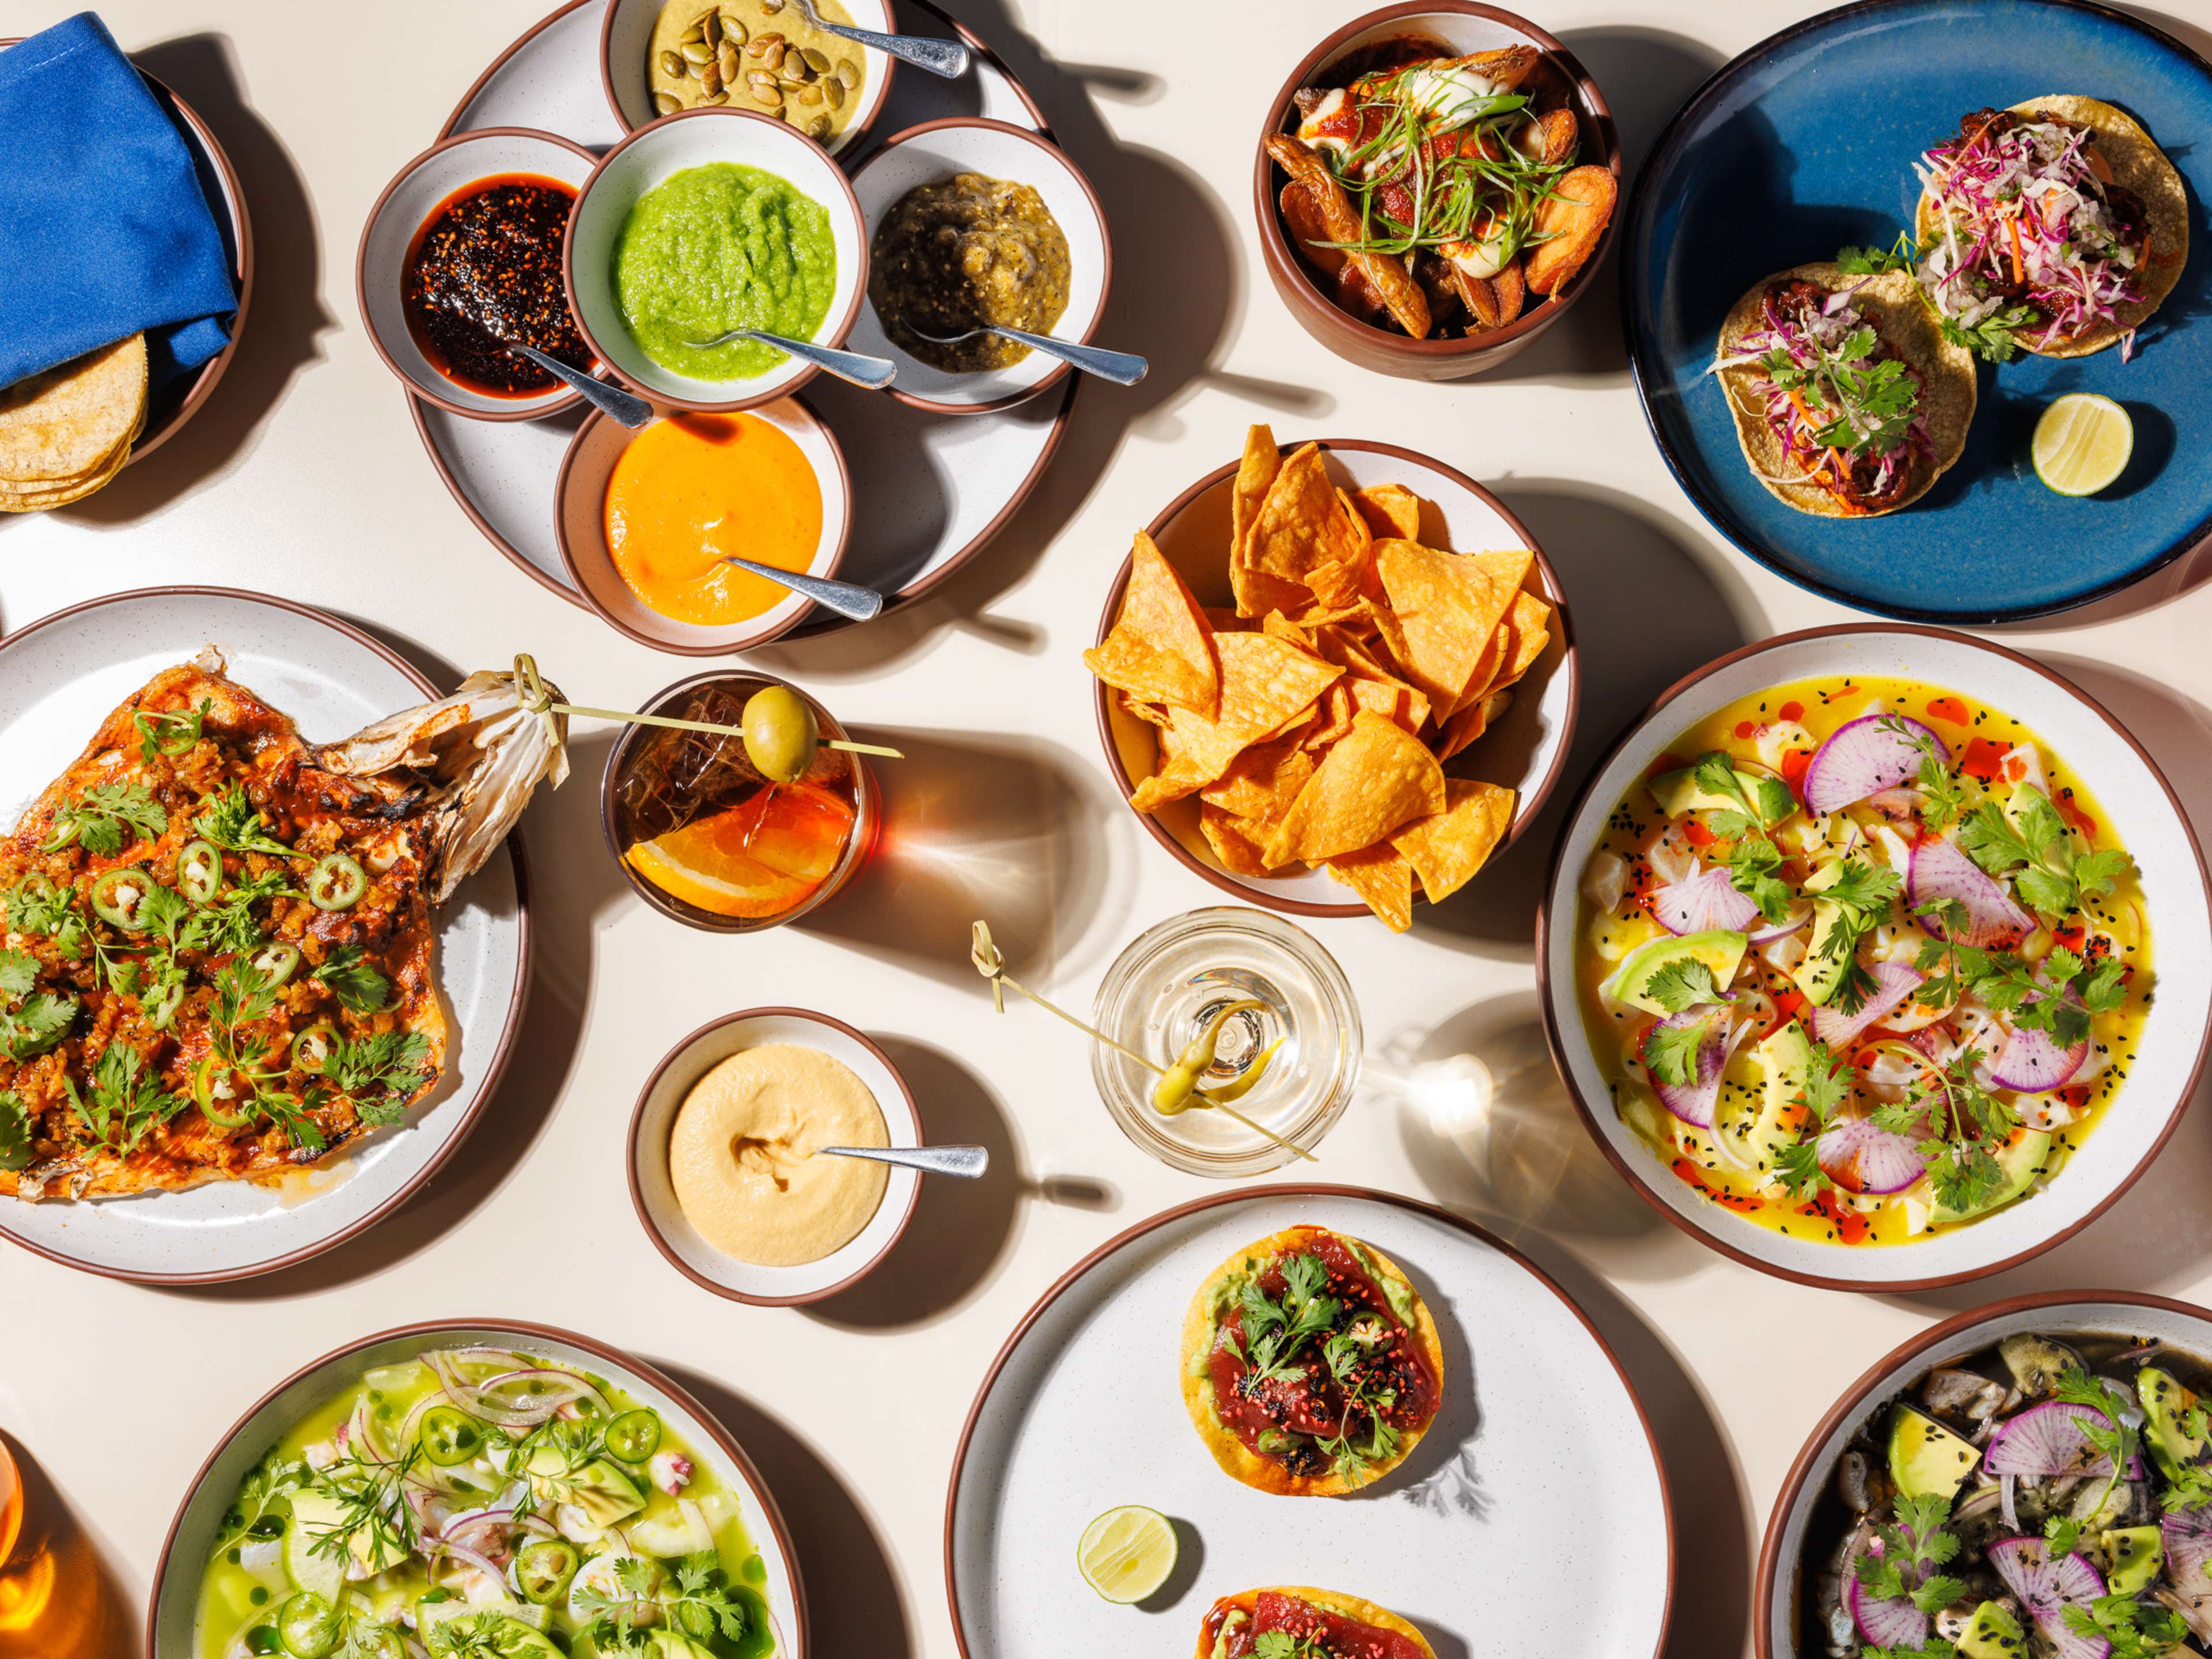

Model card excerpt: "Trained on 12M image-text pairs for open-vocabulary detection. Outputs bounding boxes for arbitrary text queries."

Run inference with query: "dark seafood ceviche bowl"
[1759,1293,2212,1659]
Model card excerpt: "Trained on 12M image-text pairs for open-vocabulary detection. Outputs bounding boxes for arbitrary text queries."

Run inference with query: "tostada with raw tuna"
[1180,1223,1444,1496]
[1198,1586,1437,1659]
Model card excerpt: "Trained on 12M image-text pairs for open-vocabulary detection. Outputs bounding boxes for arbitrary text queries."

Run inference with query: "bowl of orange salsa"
[1537,624,2212,1290]
[557,397,852,653]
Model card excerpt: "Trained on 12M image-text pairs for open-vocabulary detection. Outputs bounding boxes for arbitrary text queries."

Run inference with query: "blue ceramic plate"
[1625,0,2212,622]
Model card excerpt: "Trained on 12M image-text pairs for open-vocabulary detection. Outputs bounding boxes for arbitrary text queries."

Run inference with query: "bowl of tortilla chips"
[1089,426,1575,930]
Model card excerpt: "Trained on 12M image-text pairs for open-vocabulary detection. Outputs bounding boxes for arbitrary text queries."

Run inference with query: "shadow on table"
[651,1367,908,1659]
[0,1434,137,1659]
[56,31,333,524]
[1412,482,1755,955]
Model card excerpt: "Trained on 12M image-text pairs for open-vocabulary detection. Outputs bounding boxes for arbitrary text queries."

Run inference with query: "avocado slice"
[2103,1525,2163,1595]
[1955,1601,2025,1659]
[1888,1404,1981,1501]
[1648,766,1758,819]
[2138,1365,2209,1483]
[1930,1129,2053,1226]
[1718,1023,1811,1175]
[1599,929,1748,1015]
[525,1446,645,1527]
[644,1633,720,1659]
[1211,1610,1250,1659]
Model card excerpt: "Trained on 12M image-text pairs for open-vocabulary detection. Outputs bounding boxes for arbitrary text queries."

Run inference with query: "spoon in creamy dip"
[817,1143,987,1177]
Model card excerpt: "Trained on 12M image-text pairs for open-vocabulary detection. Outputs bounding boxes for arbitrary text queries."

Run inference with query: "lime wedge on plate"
[2032,393,2133,496]
[1076,1505,1177,1603]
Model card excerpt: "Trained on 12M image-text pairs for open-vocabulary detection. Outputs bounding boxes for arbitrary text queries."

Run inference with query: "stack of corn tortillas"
[0,334,147,512]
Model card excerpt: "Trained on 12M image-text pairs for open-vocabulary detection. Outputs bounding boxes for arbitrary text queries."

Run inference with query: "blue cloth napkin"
[0,13,237,392]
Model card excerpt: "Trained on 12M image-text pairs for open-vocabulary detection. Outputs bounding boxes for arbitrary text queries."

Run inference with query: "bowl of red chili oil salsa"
[356,127,602,421]
[1537,625,2212,1291]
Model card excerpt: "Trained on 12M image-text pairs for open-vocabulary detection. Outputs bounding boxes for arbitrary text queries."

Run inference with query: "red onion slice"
[1803,715,1948,816]
[1816,1117,1926,1195]
[1988,1022,2088,1094]
[1809,960,1925,1048]
[1642,1010,1749,1128]
[1650,866,1759,936]
[1908,835,2034,948]
[1984,1400,2139,1479]
[1748,904,1812,945]
[1987,1536,2110,1659]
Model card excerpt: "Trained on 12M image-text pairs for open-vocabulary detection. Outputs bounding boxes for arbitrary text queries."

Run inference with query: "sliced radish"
[1803,715,1948,816]
[1908,835,2035,948]
[1817,1117,1926,1195]
[1983,1400,2139,1479]
[1651,866,1759,935]
[1642,1009,1747,1129]
[1988,1022,2089,1094]
[2164,1511,2212,1596]
[1987,1536,2110,1659]
[1846,1562,1929,1650]
[1810,960,1925,1047]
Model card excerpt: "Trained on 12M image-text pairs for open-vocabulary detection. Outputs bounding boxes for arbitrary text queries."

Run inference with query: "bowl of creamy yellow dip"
[628,1006,923,1304]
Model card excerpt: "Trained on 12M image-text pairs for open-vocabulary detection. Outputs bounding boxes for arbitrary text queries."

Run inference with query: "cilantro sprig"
[1852,1491,1965,1613]
[311,945,392,1016]
[1812,859,1902,1015]
[323,1031,435,1127]
[1958,786,2130,919]
[134,699,209,765]
[41,781,166,858]
[2062,1596,2190,1659]
[64,1042,187,1154]
[0,948,75,1063]
[0,1090,33,1171]
[1772,1037,1851,1200]
[196,785,296,859]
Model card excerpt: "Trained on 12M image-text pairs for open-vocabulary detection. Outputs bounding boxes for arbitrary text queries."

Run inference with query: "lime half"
[1076,1505,1177,1603]
[2032,393,2133,496]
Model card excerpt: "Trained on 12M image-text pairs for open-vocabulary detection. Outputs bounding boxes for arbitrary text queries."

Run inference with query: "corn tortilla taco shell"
[0,334,147,484]
[1715,262,1976,519]
[1195,1587,1438,1659]
[1179,1225,1445,1497]
[1915,95,2188,357]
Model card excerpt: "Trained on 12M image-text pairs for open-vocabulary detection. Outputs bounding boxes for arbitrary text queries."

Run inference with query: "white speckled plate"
[945,1188,1672,1659]
[408,0,1077,634]
[0,589,531,1283]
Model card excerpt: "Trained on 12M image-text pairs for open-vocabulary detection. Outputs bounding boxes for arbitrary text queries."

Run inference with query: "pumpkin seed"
[681,39,714,63]
[702,88,730,105]
[760,0,784,12]
[659,48,687,77]
[721,13,747,44]
[834,59,858,88]
[802,47,831,73]
[717,42,736,80]
[700,58,723,95]
[760,41,785,71]
[750,29,783,54]
[797,82,822,105]
[822,75,844,108]
[702,8,720,44]
[788,54,816,81]
[747,74,783,107]
[681,17,707,43]
[805,113,830,138]
[654,89,682,115]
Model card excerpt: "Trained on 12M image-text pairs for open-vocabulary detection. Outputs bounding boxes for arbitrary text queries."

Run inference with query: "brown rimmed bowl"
[600,0,899,154]
[355,127,601,421]
[1755,1290,2212,1658]
[1093,437,1577,920]
[555,396,853,653]
[600,668,882,932]
[146,1318,809,1657]
[565,106,868,414]
[1252,3,1621,381]
[627,1008,923,1306]
[1536,624,2212,1291]
[846,118,1112,415]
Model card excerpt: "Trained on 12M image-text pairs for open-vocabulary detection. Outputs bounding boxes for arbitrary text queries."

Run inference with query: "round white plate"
[411,0,1076,632]
[946,1187,1672,1659]
[0,589,531,1283]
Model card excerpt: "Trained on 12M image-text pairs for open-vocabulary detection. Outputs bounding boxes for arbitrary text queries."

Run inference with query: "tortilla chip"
[1303,489,1373,608]
[1126,632,1340,812]
[1298,684,1355,750]
[1325,843,1415,932]
[1494,591,1552,691]
[1085,532,1219,715]
[1248,443,1364,588]
[1118,691,1169,728]
[1351,483,1423,541]
[1374,542,1531,709]
[1265,711,1445,865]
[1392,779,1516,901]
[1261,612,1313,651]
[1200,739,1316,823]
[1200,804,1271,876]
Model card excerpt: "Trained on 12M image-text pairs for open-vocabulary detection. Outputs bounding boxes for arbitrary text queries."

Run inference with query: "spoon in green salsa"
[680,328,897,389]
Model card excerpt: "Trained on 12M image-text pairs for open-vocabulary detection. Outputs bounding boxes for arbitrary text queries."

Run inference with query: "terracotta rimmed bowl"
[1252,2,1621,381]
[565,107,868,414]
[599,668,882,932]
[599,0,897,155]
[356,127,600,421]
[1755,1290,2212,1658]
[847,118,1111,415]
[146,1318,809,1658]
[1094,439,1577,919]
[556,397,853,653]
[628,1008,923,1305]
[1536,624,2212,1292]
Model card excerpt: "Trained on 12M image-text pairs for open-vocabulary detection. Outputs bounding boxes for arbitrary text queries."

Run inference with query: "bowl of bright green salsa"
[567,107,866,414]
[149,1322,805,1659]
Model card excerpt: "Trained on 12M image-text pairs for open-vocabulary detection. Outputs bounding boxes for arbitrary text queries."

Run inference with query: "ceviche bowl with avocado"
[150,1323,802,1659]
[1759,1293,2212,1659]
[1539,627,2212,1289]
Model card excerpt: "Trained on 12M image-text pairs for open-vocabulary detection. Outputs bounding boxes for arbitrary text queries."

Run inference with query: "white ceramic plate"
[0,589,531,1283]
[410,0,1075,630]
[848,119,1110,412]
[1538,626,2212,1290]
[947,1188,1672,1659]
[627,1008,922,1304]
[1100,441,1578,915]
[149,1319,807,1658]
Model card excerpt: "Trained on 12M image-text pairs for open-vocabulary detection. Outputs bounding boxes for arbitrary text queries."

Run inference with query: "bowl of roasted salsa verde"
[847,118,1110,414]
[1759,1292,2212,1659]
[599,0,896,154]
[1537,625,2212,1290]
[357,129,602,421]
[566,107,867,414]
[151,1322,804,1659]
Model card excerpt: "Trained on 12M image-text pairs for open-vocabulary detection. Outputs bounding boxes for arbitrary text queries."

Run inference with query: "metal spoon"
[721,556,882,622]
[904,325,1149,386]
[818,1144,988,1178]
[680,328,897,389]
[789,0,971,78]
[513,346,654,428]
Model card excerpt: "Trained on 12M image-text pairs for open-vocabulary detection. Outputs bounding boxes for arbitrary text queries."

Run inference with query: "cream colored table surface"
[6,2,2212,1654]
